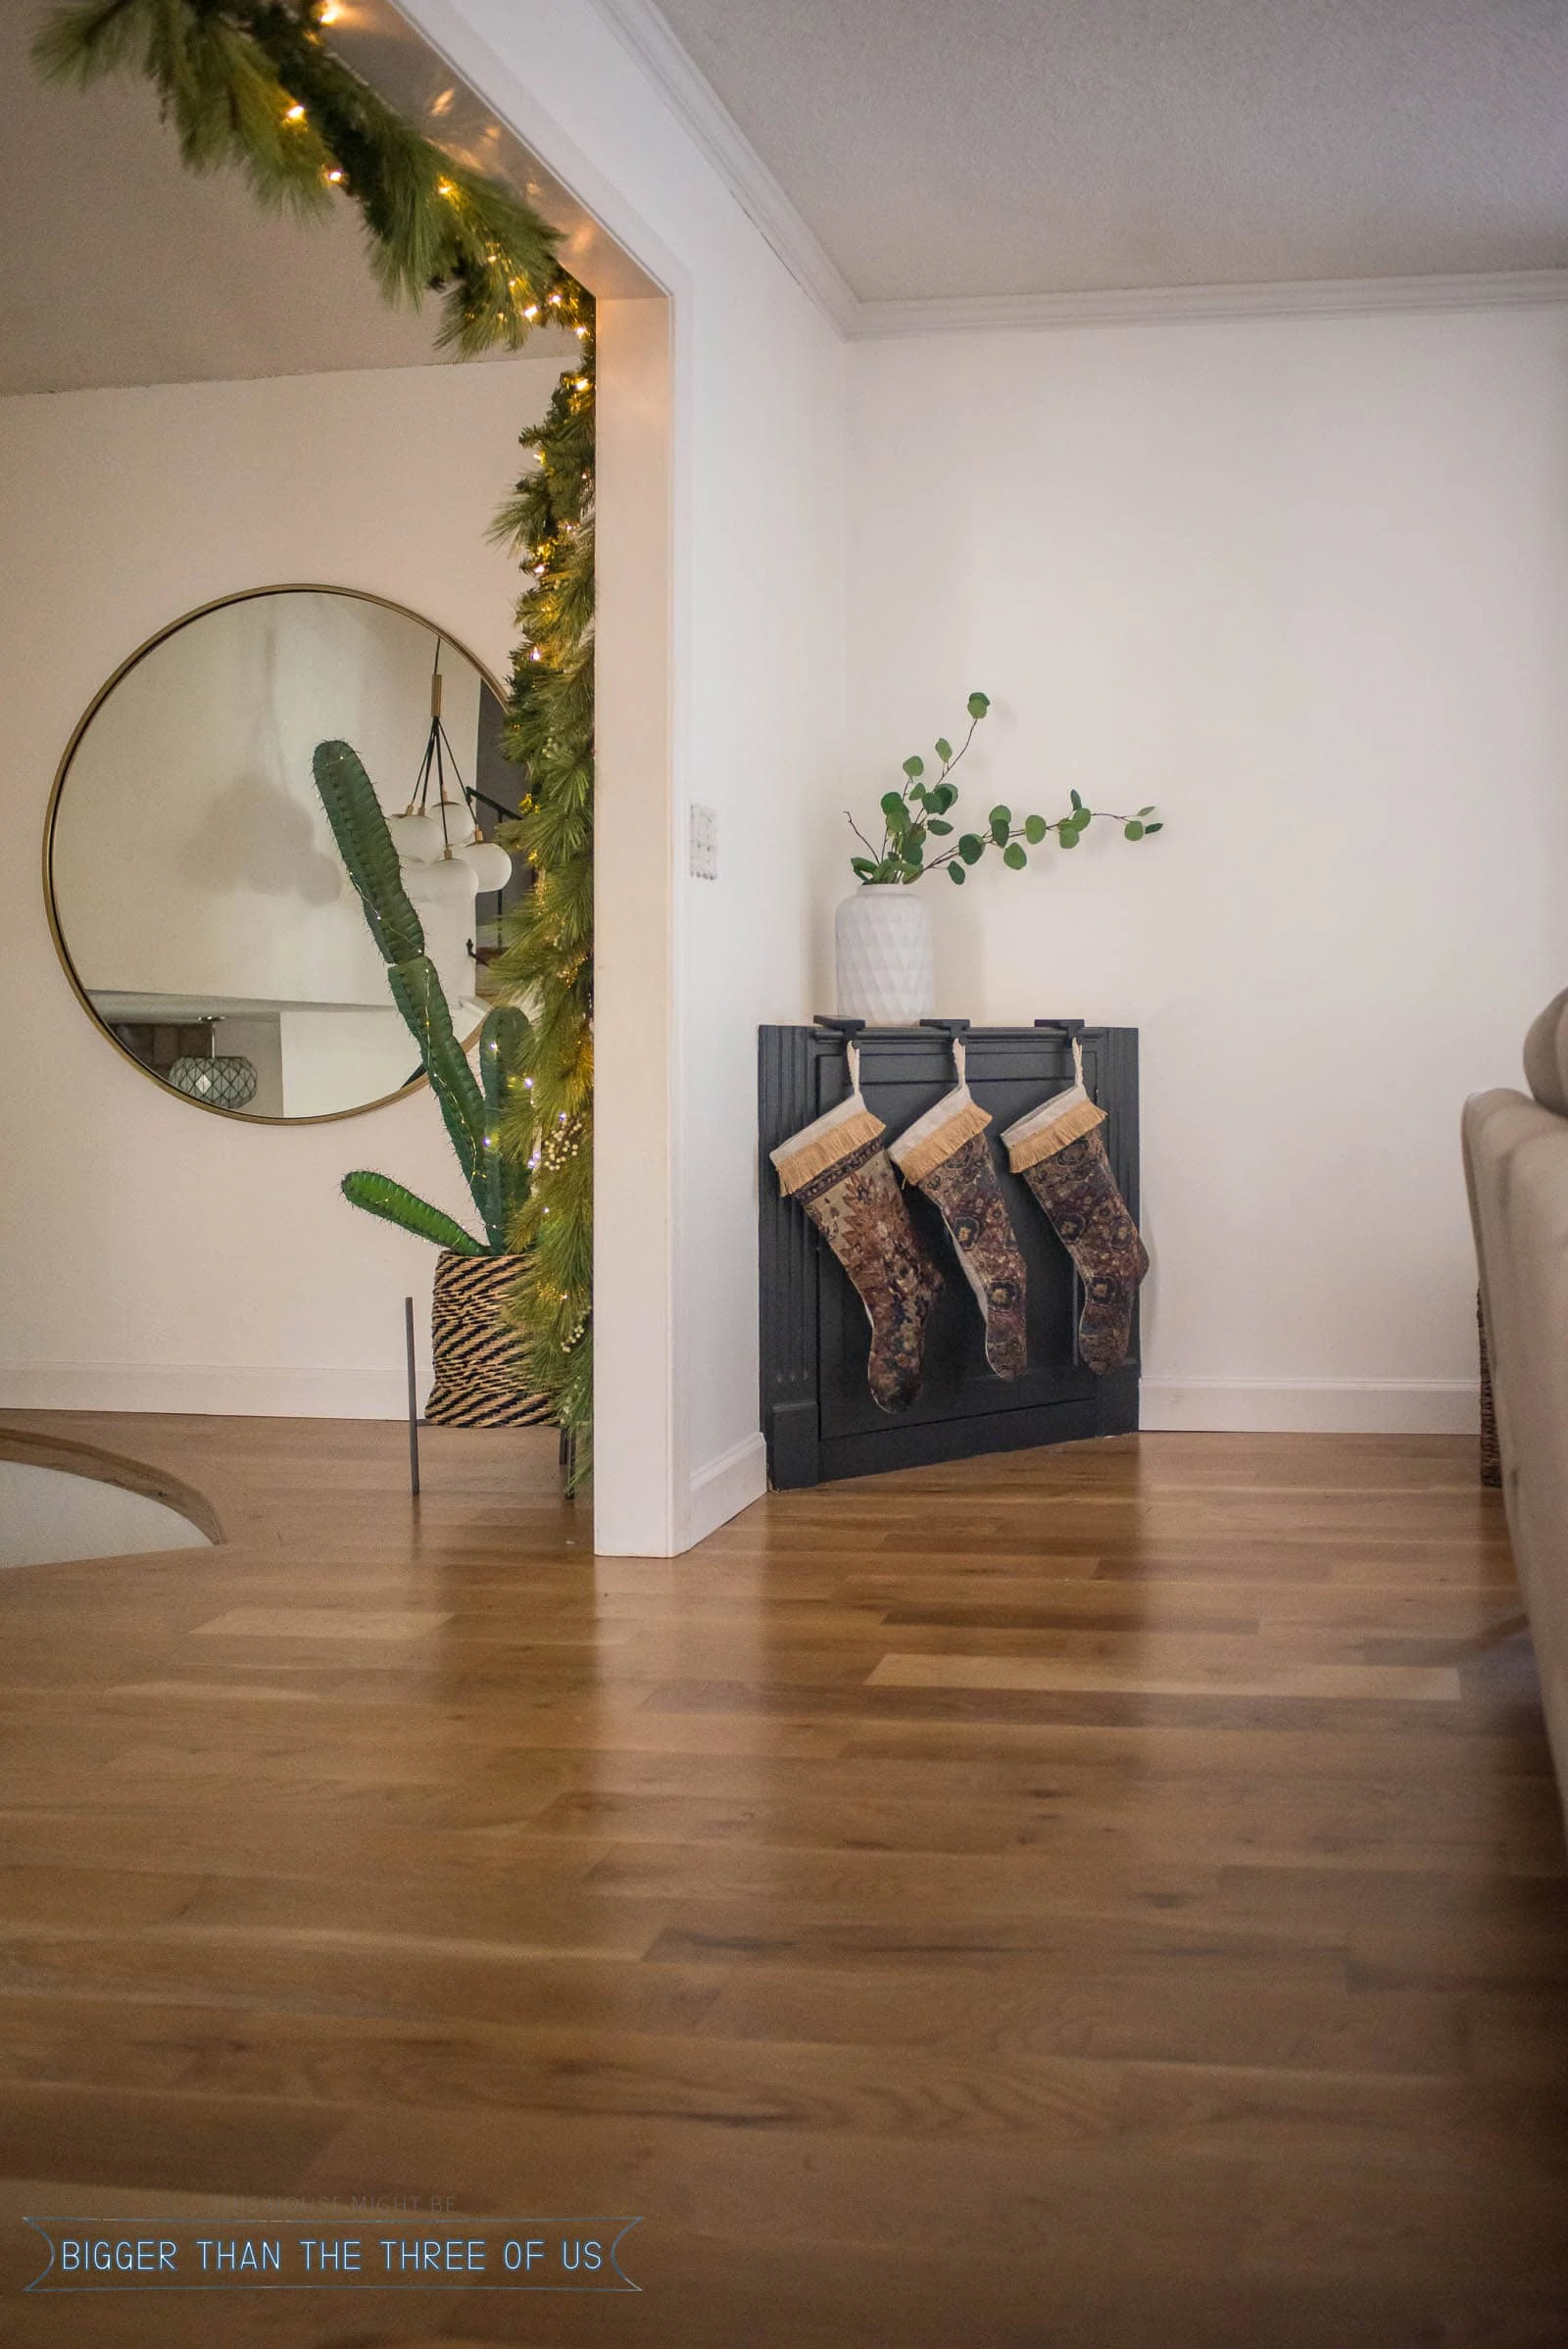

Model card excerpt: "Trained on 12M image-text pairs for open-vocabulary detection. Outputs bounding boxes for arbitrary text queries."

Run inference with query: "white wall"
[406,0,848,1547]
[0,355,564,1416]
[847,306,1568,1430]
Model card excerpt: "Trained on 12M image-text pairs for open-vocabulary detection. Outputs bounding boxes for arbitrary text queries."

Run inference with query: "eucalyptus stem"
[846,691,1162,889]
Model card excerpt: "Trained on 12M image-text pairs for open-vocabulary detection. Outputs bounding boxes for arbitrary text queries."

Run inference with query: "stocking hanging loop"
[1072,1035,1084,1089]
[953,1034,967,1085]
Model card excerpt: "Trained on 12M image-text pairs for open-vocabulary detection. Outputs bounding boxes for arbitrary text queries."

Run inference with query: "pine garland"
[36,0,598,1459]
[488,293,597,1467]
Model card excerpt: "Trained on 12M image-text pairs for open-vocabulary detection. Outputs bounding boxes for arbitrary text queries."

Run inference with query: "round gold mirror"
[44,586,519,1123]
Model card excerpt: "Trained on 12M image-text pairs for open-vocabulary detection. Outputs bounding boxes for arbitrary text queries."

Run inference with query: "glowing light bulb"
[529,648,543,662]
[325,168,344,183]
[318,0,341,21]
[574,375,590,390]
[522,304,539,320]
[548,291,563,305]
[573,324,588,338]
[437,178,457,199]
[284,102,306,122]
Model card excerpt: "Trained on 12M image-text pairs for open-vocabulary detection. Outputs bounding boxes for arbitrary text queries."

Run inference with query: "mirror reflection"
[46,587,523,1121]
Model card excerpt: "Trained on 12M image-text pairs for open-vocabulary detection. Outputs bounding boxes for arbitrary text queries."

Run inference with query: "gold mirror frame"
[42,583,509,1127]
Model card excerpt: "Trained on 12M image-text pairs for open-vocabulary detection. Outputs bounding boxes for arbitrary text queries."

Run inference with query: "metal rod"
[404,1297,421,1499]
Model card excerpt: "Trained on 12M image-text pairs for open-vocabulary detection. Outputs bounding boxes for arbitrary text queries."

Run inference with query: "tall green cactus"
[311,739,530,1255]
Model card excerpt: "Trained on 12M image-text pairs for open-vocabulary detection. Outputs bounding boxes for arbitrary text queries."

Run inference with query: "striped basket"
[425,1250,555,1429]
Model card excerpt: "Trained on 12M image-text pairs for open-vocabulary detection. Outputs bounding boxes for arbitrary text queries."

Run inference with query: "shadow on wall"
[178,770,344,904]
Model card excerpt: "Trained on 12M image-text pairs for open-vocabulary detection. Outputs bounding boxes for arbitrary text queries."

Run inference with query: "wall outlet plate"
[689,803,718,880]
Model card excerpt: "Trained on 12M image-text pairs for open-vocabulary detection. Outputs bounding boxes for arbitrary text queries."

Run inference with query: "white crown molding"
[585,0,860,334]
[855,269,1568,339]
[546,4,1568,345]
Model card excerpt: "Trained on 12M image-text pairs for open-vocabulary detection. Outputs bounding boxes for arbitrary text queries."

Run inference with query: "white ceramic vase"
[834,884,934,1025]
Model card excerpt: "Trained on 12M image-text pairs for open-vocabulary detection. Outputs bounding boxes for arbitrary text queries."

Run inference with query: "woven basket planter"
[425,1249,555,1429]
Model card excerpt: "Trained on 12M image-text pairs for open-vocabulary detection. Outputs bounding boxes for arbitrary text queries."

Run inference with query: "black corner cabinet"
[759,1021,1141,1489]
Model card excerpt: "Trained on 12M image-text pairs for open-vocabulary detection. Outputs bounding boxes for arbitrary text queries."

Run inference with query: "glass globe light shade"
[386,810,447,863]
[453,839,513,893]
[405,852,478,908]
[430,798,477,848]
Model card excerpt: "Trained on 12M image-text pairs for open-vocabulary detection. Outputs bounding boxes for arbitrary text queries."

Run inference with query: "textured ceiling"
[652,0,1568,301]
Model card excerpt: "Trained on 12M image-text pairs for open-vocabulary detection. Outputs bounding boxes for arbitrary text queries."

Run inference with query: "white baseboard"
[1141,1377,1479,1435]
[0,1364,411,1420]
[685,1431,768,1546]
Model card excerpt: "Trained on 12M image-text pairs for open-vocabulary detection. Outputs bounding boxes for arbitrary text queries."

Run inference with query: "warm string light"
[283,102,306,123]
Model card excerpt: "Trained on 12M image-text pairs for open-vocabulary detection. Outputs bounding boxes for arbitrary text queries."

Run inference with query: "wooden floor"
[0,1414,1563,2347]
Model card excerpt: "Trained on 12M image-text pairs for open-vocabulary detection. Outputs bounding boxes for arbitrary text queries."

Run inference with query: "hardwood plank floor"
[0,1413,1562,2347]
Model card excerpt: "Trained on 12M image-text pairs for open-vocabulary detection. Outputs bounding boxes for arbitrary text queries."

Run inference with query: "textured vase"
[425,1249,556,1429]
[834,885,934,1025]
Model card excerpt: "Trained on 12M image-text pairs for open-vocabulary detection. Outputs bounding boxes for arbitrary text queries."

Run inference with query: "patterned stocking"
[1002,1050,1148,1375]
[771,1050,943,1413]
[889,1049,1028,1379]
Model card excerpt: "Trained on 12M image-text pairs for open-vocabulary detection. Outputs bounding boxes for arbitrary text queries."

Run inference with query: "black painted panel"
[759,1022,1141,1489]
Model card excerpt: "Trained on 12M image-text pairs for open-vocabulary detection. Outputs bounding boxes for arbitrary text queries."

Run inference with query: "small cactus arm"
[478,1005,532,1252]
[340,1172,485,1255]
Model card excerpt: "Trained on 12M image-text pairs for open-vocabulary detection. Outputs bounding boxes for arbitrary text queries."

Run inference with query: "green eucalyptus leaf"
[1069,788,1083,812]
[989,811,1010,847]
[880,790,906,821]
[966,692,990,719]
[934,782,957,812]
[1076,808,1092,828]
[1003,842,1027,870]
[851,856,876,878]
[926,818,954,835]
[1138,805,1156,817]
[948,861,966,885]
[958,834,985,864]
[903,756,924,779]
[1059,824,1079,849]
[935,737,953,762]
[1144,820,1163,834]
[1023,814,1047,844]
[1123,820,1145,841]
